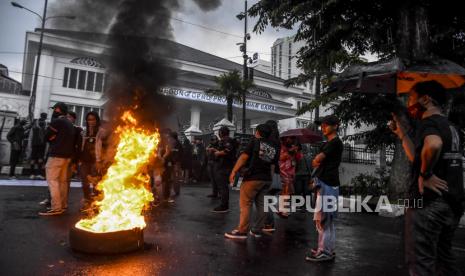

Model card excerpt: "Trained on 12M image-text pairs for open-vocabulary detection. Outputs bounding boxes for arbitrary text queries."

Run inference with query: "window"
[63,68,69,87]
[68,69,78,88]
[78,70,86,90]
[68,104,103,128]
[95,73,104,92]
[62,67,105,93]
[86,71,95,91]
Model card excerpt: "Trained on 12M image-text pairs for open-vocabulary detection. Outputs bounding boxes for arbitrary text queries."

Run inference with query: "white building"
[270,35,317,131]
[18,29,311,137]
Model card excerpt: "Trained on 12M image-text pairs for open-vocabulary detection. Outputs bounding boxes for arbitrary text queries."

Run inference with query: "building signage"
[160,87,277,112]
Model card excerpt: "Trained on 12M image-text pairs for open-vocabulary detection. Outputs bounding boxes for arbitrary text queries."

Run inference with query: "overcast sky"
[0,0,375,83]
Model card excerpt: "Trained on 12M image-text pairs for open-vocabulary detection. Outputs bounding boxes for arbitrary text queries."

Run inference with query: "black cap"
[50,102,68,114]
[412,80,447,106]
[315,115,340,126]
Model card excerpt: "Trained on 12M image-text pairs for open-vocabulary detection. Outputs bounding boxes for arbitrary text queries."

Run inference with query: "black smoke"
[48,0,223,128]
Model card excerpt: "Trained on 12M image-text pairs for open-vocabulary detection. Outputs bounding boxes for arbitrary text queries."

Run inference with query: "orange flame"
[75,111,159,233]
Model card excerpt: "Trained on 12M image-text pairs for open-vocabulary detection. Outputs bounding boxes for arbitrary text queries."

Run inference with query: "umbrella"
[280,128,323,144]
[329,57,465,94]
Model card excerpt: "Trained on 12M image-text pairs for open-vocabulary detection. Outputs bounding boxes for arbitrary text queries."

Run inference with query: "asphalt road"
[0,182,464,276]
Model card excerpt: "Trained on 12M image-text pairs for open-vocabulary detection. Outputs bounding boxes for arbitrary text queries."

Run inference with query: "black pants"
[405,198,462,276]
[207,163,218,196]
[9,150,21,176]
[162,166,174,200]
[214,170,229,208]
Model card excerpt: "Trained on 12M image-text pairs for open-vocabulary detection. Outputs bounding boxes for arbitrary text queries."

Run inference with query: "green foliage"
[206,70,254,121]
[248,0,465,149]
[349,167,390,197]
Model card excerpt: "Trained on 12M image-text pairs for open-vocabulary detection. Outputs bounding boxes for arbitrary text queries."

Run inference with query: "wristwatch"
[420,171,433,180]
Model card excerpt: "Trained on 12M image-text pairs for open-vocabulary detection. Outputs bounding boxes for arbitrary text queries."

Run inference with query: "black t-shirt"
[243,138,279,181]
[411,115,464,214]
[46,116,75,158]
[314,137,343,186]
[216,137,237,172]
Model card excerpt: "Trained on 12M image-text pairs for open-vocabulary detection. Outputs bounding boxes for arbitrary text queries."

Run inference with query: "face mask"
[407,102,426,120]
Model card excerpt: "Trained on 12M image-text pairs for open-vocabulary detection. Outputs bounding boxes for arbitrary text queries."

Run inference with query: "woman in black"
[79,111,102,209]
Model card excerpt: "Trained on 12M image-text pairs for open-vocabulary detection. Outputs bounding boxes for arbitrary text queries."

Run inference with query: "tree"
[207,70,254,122]
[248,0,465,198]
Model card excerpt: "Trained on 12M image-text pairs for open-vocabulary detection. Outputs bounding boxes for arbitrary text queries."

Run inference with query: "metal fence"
[307,144,394,165]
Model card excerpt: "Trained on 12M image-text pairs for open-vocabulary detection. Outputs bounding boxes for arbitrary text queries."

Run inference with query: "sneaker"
[39,209,64,216]
[211,206,229,213]
[167,198,175,203]
[305,251,335,262]
[36,175,45,180]
[262,224,276,233]
[249,230,262,238]
[39,198,50,206]
[232,186,240,191]
[224,229,247,240]
[29,175,35,180]
[310,248,336,257]
[8,176,17,180]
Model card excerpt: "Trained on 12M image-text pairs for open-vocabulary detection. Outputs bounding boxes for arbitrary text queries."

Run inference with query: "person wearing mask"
[29,114,47,180]
[206,135,220,198]
[39,102,75,216]
[278,136,299,218]
[390,81,464,275]
[79,111,102,211]
[224,124,279,239]
[306,115,343,262]
[210,126,236,213]
[7,119,27,179]
[160,130,182,203]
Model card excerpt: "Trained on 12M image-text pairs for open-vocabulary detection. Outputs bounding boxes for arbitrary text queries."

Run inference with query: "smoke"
[192,0,222,11]
[48,0,223,128]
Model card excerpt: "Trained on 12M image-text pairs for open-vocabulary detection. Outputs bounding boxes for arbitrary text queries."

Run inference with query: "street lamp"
[11,1,75,122]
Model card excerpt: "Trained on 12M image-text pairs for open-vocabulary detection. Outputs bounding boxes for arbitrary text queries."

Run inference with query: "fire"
[75,111,159,233]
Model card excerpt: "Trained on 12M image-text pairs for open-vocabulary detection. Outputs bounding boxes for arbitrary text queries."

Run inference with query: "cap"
[50,102,68,114]
[315,115,340,126]
[412,80,447,106]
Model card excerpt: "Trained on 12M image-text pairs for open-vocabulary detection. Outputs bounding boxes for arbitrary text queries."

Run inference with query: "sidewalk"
[0,181,464,275]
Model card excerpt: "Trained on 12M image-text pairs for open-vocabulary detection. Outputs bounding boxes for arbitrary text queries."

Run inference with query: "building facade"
[19,29,309,136]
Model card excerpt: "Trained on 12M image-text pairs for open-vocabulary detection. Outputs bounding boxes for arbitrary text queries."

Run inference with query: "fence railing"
[307,144,394,165]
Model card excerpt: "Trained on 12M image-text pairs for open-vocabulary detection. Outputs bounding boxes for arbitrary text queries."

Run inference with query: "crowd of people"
[5,80,464,270]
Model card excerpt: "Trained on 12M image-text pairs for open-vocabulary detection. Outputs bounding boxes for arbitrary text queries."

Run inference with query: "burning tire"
[69,226,144,254]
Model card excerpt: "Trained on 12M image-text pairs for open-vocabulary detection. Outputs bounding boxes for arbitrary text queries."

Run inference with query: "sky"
[0,0,375,83]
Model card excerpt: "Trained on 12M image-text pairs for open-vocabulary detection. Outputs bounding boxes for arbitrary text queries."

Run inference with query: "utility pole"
[30,0,48,123]
[241,0,248,134]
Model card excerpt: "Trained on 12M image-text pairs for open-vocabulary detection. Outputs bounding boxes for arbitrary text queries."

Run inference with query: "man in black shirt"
[306,115,343,262]
[391,80,464,275]
[39,102,75,216]
[224,124,278,239]
[210,126,237,213]
[6,119,27,179]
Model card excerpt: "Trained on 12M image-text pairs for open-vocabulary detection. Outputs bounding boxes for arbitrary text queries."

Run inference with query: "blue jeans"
[313,178,339,254]
[405,198,462,276]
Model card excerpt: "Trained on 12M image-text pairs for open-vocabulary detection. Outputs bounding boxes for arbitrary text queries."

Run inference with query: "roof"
[36,29,285,83]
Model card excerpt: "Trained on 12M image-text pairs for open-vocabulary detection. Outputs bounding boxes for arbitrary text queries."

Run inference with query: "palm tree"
[207,70,254,122]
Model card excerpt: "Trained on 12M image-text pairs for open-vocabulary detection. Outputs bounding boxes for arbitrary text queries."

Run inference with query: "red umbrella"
[280,128,323,144]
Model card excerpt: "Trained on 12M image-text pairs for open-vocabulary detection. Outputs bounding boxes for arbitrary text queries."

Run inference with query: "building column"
[184,105,202,141]
[34,49,55,119]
